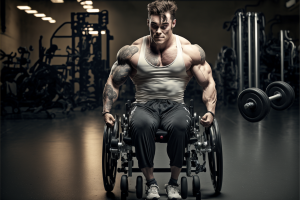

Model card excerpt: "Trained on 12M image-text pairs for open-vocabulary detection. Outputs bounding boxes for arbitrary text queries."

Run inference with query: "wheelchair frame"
[102,99,223,200]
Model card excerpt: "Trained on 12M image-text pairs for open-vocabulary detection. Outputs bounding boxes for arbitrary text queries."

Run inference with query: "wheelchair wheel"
[121,175,128,200]
[206,118,223,194]
[136,176,143,199]
[192,175,201,199]
[181,176,188,199]
[102,125,117,192]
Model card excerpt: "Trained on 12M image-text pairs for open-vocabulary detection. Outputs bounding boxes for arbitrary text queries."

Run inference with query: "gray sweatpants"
[129,99,192,169]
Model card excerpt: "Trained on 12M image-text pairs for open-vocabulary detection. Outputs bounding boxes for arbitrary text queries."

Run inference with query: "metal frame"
[49,11,113,104]
[237,12,244,93]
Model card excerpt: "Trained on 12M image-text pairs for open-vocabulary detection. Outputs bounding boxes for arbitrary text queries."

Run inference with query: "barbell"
[238,81,295,122]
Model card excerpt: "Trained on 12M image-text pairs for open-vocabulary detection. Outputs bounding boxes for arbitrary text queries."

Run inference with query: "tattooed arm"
[189,44,217,127]
[102,45,138,117]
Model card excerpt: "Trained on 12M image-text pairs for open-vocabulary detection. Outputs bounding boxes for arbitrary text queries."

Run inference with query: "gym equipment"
[102,99,223,199]
[1,36,74,118]
[238,81,295,122]
[50,11,114,110]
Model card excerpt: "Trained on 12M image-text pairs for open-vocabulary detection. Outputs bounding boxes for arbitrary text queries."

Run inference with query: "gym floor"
[1,102,299,200]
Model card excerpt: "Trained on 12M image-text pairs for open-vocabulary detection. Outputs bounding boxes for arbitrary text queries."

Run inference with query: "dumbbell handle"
[244,92,282,109]
[269,92,282,101]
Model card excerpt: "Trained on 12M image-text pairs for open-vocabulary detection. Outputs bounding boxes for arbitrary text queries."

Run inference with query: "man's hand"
[200,113,213,127]
[104,113,115,127]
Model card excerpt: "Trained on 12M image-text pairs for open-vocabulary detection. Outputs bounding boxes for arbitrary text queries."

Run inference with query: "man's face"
[147,12,176,45]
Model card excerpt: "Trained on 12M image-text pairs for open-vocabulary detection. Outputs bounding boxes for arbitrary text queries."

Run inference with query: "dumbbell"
[238,81,295,122]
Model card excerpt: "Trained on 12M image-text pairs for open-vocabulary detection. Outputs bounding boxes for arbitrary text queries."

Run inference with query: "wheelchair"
[102,99,223,200]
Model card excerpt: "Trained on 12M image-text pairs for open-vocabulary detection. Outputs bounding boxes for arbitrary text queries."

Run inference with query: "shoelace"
[168,185,180,194]
[147,184,159,194]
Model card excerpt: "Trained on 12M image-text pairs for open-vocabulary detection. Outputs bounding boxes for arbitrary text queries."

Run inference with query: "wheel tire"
[102,125,117,192]
[207,118,223,194]
[121,175,128,199]
[121,193,127,200]
[192,175,201,197]
[181,176,188,199]
[136,176,143,199]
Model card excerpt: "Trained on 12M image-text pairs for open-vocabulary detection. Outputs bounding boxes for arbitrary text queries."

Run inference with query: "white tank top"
[130,34,192,104]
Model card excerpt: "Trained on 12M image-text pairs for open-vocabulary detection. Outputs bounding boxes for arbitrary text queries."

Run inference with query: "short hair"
[147,0,178,22]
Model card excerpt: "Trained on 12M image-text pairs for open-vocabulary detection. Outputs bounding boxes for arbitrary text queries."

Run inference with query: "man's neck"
[149,34,175,53]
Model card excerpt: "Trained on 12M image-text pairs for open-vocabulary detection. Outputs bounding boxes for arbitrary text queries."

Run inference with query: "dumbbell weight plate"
[238,88,271,122]
[266,81,295,111]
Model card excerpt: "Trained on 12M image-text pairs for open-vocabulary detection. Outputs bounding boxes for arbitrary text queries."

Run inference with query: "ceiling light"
[101,30,106,35]
[83,5,93,9]
[25,10,37,14]
[42,17,52,21]
[34,13,46,17]
[80,1,86,5]
[87,8,99,13]
[85,1,93,5]
[51,0,64,3]
[89,31,98,35]
[84,27,94,30]
[17,6,31,10]
[49,19,56,23]
[77,0,81,2]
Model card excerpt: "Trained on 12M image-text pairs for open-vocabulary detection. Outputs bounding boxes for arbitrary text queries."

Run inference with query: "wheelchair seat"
[123,128,198,145]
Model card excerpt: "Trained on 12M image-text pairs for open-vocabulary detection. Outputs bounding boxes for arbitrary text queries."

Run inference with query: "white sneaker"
[146,184,160,200]
[165,184,182,200]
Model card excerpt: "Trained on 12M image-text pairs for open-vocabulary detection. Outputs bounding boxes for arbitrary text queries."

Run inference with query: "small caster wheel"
[136,176,143,199]
[193,175,201,199]
[121,191,127,200]
[181,176,188,199]
[120,175,128,199]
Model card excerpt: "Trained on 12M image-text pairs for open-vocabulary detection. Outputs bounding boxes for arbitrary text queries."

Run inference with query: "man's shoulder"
[176,35,204,64]
[176,35,197,53]
[117,36,147,64]
[176,35,192,46]
[131,36,147,46]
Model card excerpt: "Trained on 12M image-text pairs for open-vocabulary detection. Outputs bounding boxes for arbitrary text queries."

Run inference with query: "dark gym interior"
[1,0,299,200]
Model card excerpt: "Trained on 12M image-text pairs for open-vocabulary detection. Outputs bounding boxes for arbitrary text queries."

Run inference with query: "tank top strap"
[141,36,147,58]
[137,36,147,66]
[175,34,182,54]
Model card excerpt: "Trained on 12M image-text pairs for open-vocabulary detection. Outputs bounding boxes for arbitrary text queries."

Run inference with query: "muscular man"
[102,0,217,199]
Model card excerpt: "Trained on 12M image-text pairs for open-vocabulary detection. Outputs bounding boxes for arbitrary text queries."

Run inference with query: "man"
[102,0,217,199]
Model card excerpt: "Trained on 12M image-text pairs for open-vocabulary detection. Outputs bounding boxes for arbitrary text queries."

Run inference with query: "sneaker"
[145,184,160,200]
[165,184,182,200]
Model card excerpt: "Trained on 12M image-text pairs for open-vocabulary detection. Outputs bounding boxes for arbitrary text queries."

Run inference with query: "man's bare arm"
[191,45,217,115]
[102,45,138,113]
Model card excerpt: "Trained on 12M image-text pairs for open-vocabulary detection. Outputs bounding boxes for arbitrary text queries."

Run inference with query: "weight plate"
[266,81,295,110]
[238,88,271,122]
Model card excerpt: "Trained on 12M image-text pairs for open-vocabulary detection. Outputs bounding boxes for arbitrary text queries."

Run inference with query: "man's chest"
[130,47,193,78]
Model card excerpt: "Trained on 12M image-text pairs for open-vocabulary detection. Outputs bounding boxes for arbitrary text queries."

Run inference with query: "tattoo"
[102,84,117,111]
[117,45,139,65]
[145,47,160,66]
[109,61,118,76]
[112,63,132,86]
[194,44,206,64]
